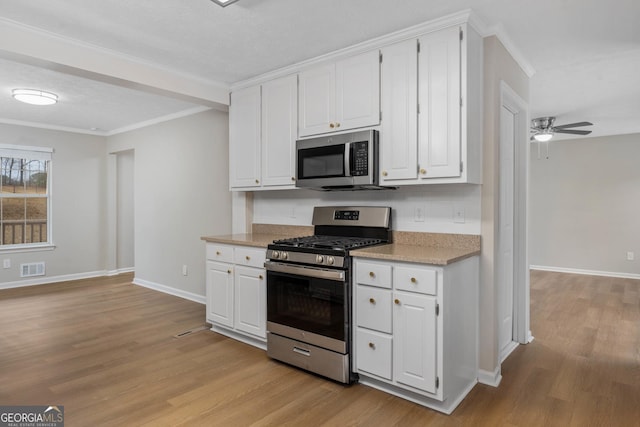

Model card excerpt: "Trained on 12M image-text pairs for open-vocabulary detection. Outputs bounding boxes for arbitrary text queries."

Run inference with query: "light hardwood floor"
[1,270,638,426]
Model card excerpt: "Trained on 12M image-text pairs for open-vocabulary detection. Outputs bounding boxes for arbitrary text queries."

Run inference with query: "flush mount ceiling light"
[210,0,240,6]
[12,89,58,106]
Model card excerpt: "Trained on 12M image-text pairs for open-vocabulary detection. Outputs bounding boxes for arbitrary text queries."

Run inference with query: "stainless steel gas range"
[265,206,391,383]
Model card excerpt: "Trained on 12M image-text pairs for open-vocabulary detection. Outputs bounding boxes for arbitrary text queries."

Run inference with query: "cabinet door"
[298,64,335,137]
[356,328,392,380]
[234,266,266,338]
[380,39,418,182]
[335,50,380,131]
[262,75,298,188]
[393,291,438,394]
[206,261,234,328]
[230,85,261,188]
[418,26,461,179]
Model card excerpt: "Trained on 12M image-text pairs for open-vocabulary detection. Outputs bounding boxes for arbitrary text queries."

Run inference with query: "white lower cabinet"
[206,243,266,349]
[353,256,479,414]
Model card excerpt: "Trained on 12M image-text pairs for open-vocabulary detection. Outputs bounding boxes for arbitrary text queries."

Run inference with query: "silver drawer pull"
[293,346,311,357]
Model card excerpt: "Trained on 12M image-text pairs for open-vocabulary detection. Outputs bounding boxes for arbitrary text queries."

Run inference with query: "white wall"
[253,185,481,234]
[0,124,107,286]
[529,133,640,278]
[107,109,231,300]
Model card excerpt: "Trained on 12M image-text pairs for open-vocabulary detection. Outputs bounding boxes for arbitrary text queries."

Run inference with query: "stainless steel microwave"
[295,130,388,191]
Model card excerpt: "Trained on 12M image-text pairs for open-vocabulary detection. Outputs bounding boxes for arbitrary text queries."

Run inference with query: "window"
[0,145,53,249]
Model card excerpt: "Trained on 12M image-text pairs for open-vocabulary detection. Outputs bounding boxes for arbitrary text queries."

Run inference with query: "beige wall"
[529,133,640,277]
[107,109,231,298]
[480,36,530,374]
[0,124,107,285]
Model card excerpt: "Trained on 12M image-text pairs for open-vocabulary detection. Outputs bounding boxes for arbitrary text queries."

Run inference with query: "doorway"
[498,82,531,363]
[116,150,135,272]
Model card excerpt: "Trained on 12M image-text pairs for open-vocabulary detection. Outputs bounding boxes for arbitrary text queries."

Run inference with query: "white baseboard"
[106,267,135,276]
[133,277,205,305]
[0,270,108,290]
[530,265,640,280]
[478,366,502,388]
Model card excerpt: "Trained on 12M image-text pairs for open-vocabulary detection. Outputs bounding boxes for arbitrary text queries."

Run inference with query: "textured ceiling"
[0,0,639,137]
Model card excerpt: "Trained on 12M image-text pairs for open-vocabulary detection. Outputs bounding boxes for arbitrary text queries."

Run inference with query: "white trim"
[500,341,520,363]
[0,270,107,290]
[232,10,480,90]
[105,106,212,136]
[106,267,135,276]
[0,143,53,154]
[0,244,55,254]
[530,265,640,280]
[477,367,502,388]
[132,277,205,304]
[0,118,110,136]
[499,81,531,349]
[0,106,213,137]
[484,24,535,77]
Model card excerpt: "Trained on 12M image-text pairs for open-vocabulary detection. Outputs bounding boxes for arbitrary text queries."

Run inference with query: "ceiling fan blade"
[553,129,592,135]
[552,121,593,129]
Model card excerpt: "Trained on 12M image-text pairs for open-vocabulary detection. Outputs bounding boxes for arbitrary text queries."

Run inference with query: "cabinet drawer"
[355,262,392,288]
[356,285,392,333]
[394,265,437,295]
[206,244,233,263]
[356,328,392,380]
[234,247,266,268]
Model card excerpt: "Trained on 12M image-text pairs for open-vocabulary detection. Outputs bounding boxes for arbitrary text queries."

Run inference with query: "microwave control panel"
[351,141,369,176]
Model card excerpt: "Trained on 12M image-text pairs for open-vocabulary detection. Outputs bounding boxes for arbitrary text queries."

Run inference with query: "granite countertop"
[201,225,480,265]
[350,231,480,265]
[200,224,314,248]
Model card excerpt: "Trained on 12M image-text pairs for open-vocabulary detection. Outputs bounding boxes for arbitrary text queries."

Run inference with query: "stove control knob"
[282,252,288,260]
[272,251,280,259]
[316,255,325,264]
[326,256,335,266]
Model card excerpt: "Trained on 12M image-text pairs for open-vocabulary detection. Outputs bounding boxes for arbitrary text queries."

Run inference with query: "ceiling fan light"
[533,132,553,142]
[12,88,58,106]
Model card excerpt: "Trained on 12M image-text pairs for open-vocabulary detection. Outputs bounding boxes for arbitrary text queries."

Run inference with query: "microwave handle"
[344,143,351,177]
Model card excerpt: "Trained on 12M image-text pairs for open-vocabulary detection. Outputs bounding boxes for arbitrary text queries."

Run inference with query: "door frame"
[499,81,532,349]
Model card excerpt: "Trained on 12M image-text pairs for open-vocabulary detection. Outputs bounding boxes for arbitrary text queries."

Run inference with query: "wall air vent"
[20,262,45,277]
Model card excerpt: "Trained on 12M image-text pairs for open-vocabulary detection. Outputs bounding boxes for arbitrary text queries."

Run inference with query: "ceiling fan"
[530,116,593,142]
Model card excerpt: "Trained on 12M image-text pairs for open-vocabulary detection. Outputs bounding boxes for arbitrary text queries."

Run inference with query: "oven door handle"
[265,261,346,282]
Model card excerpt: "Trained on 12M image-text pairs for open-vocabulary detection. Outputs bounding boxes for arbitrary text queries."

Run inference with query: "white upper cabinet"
[261,74,298,187]
[380,23,482,186]
[380,39,419,181]
[299,50,380,137]
[418,25,461,179]
[229,85,261,189]
[229,75,298,191]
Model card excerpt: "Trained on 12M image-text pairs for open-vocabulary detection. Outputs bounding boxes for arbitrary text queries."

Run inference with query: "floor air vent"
[173,325,208,339]
[20,262,46,277]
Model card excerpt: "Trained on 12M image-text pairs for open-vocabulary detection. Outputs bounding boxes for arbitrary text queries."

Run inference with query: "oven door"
[265,261,348,354]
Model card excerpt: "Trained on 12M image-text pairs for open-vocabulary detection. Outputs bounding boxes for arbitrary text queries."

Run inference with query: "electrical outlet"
[182,265,188,276]
[414,206,425,222]
[3,259,10,269]
[627,252,635,261]
[453,205,465,223]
